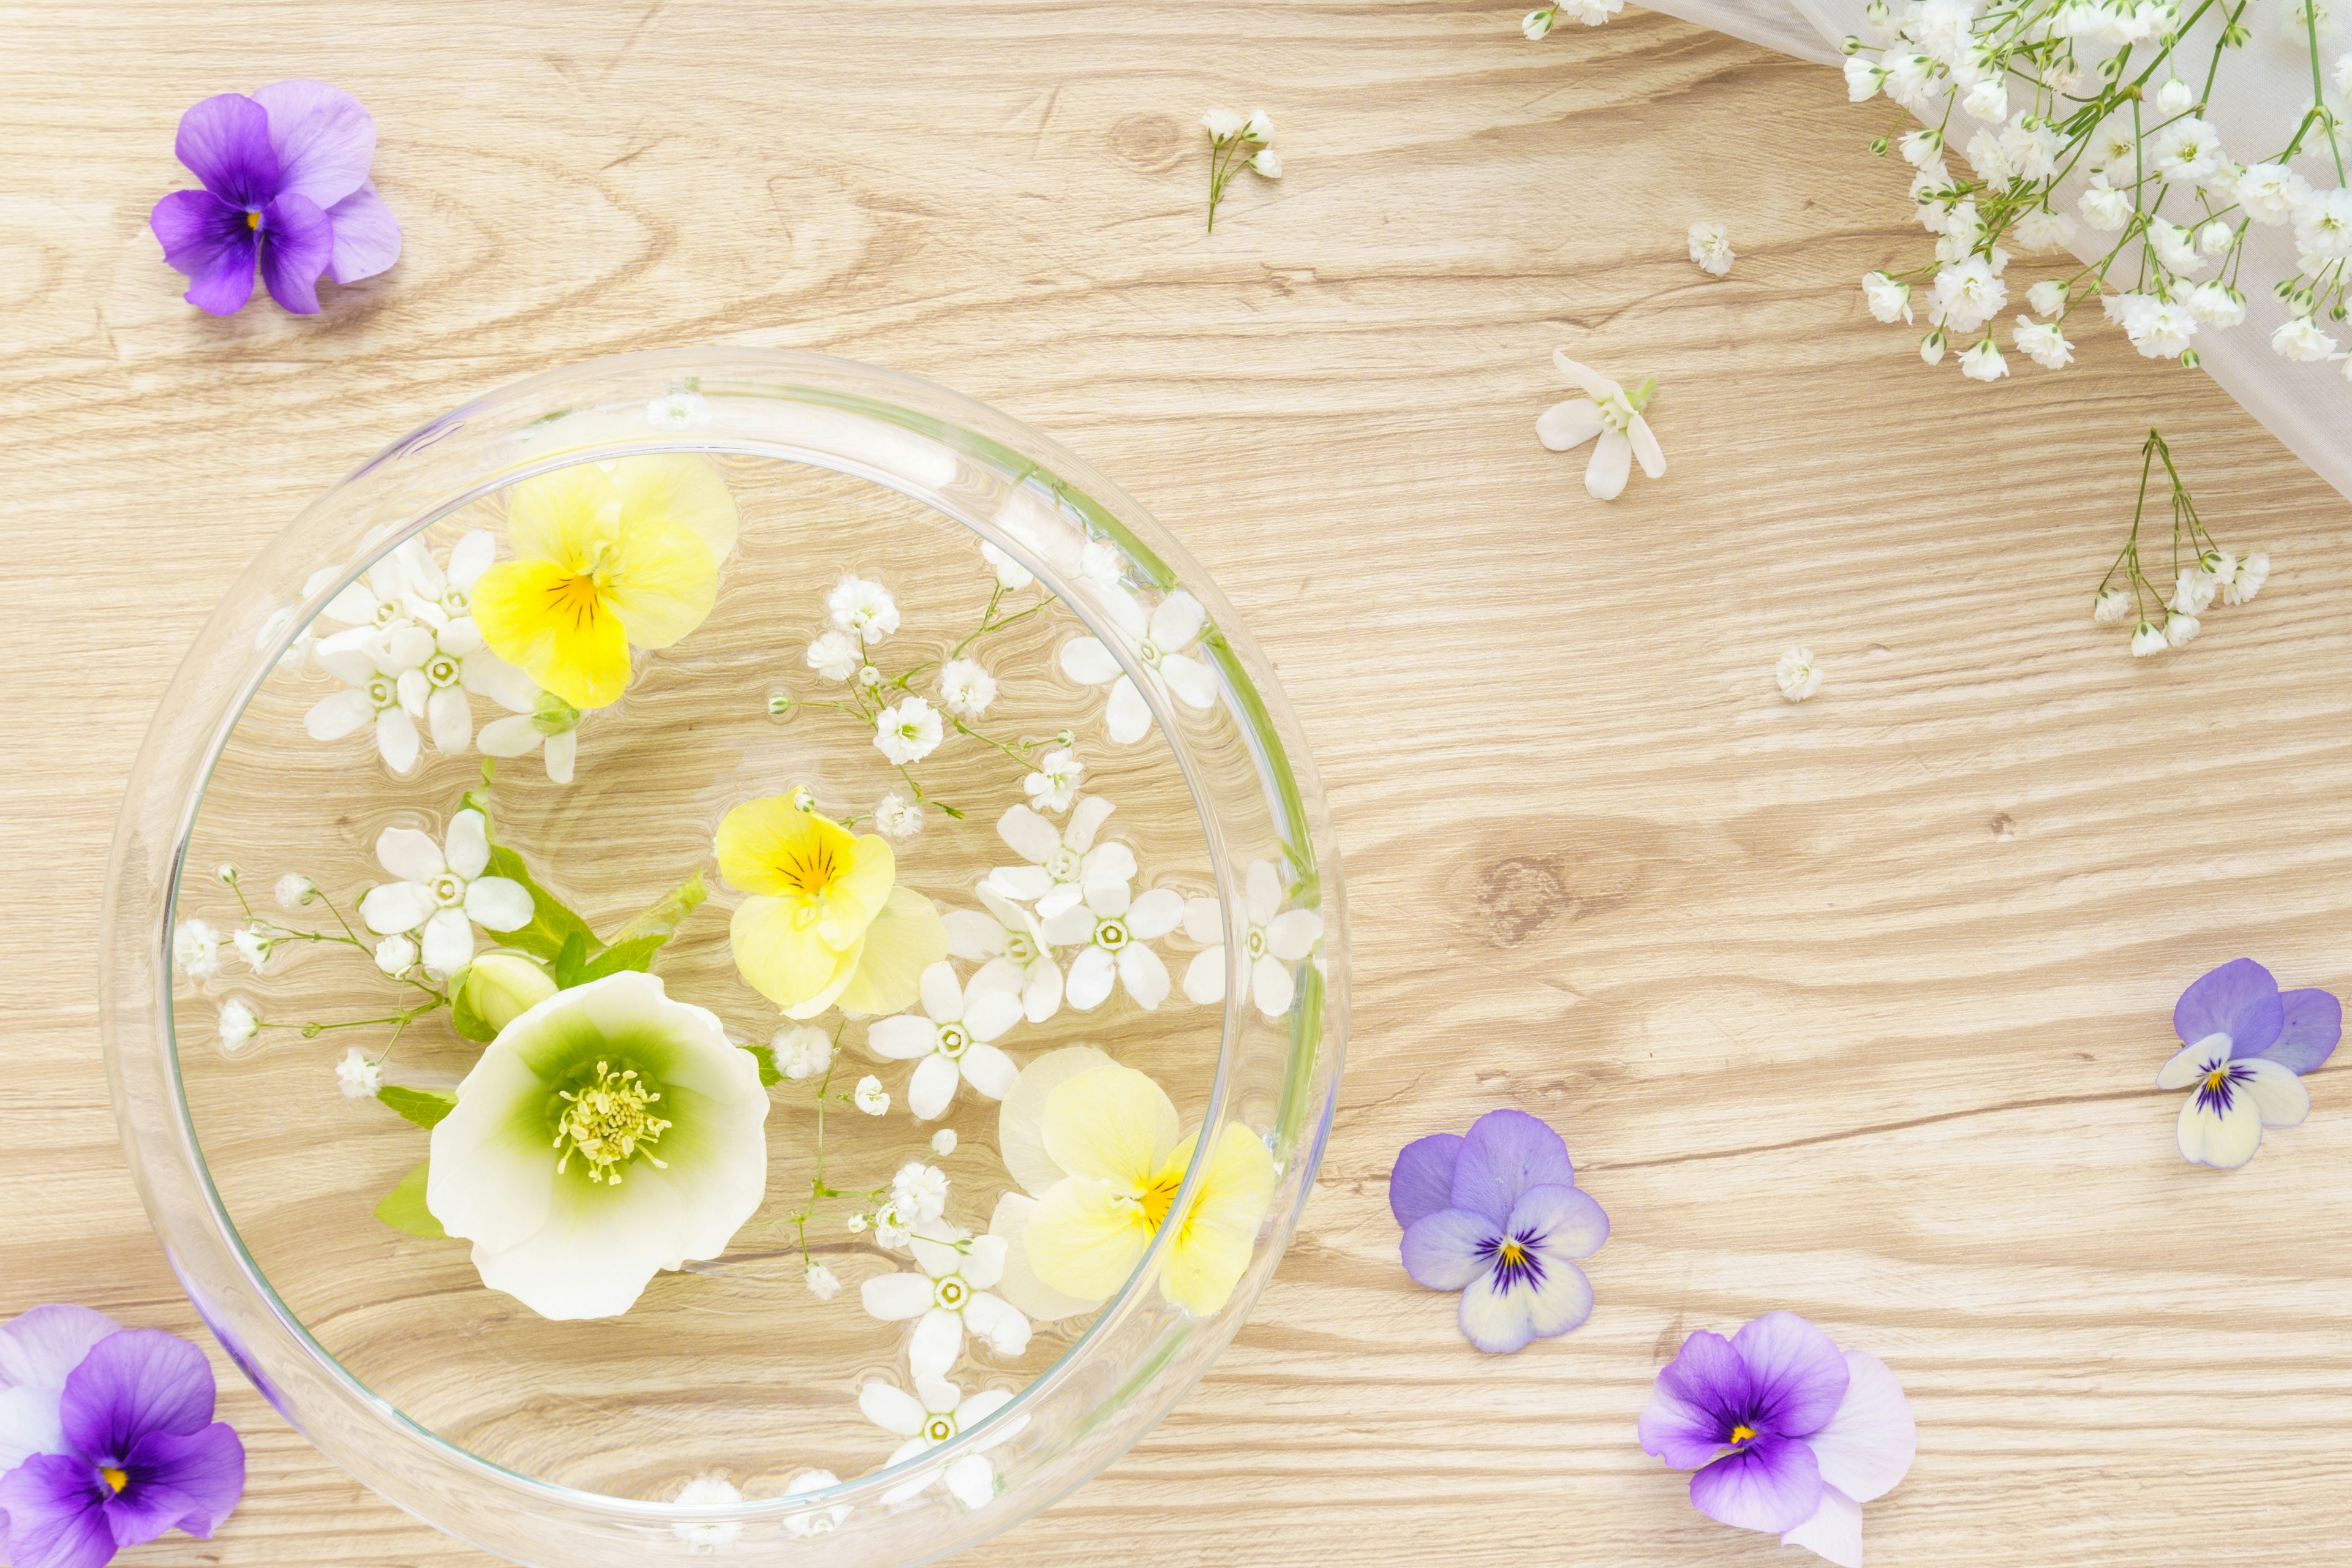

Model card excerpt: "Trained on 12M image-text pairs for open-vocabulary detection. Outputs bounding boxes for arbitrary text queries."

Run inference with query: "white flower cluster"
[2091,431,2270,654]
[803,573,1014,772]
[1201,107,1280,231]
[1521,0,1624,37]
[1845,0,2352,382]
[1687,219,1736,277]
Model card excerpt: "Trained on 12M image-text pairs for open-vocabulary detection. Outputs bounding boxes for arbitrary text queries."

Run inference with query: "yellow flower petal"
[504,463,620,571]
[729,893,860,1011]
[601,515,717,651]
[612,454,739,564]
[1041,1063,1179,1189]
[1160,1123,1278,1316]
[715,795,820,899]
[470,557,633,710]
[834,886,946,1016]
[714,799,894,946]
[1023,1175,1153,1302]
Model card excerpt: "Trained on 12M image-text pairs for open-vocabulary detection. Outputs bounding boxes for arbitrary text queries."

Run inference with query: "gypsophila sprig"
[1522,0,1624,36]
[1845,0,2352,385]
[2093,428,2267,654]
[1201,107,1279,232]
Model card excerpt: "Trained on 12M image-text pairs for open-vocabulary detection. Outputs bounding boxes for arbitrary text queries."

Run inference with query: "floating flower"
[217,1000,259,1052]
[861,1227,1032,1378]
[938,658,997,719]
[805,628,864,681]
[1390,1110,1608,1353]
[804,1262,843,1301]
[426,971,769,1319]
[1180,860,1323,1016]
[827,575,899,643]
[931,1128,958,1156]
[1001,1058,1276,1316]
[148,81,400,315]
[471,457,740,711]
[356,809,534,978]
[868,962,1023,1120]
[1776,647,1823,703]
[858,1376,1020,1508]
[1023,747,1084,813]
[717,793,945,1019]
[771,1023,835,1080]
[853,1076,891,1116]
[172,920,223,981]
[477,690,586,784]
[874,697,943,766]
[986,797,1134,919]
[2158,959,2339,1169]
[1039,881,1185,1011]
[304,625,429,774]
[1536,352,1665,500]
[669,1475,742,1547]
[334,1048,379,1099]
[944,885,1066,1023]
[1057,590,1218,745]
[873,792,925,843]
[0,1309,246,1568]
[1639,1313,1917,1567]
[1687,220,1735,276]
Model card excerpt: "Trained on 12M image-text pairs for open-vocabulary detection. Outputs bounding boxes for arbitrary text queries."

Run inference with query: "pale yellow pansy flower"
[1008,1057,1275,1317]
[471,456,739,710]
[717,793,946,1019]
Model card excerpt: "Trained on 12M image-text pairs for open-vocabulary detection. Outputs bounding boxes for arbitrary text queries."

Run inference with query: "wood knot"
[1475,856,1574,947]
[1109,113,1188,174]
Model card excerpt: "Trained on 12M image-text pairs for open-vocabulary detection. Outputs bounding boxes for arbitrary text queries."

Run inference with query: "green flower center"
[937,1022,970,1059]
[553,1060,671,1185]
[1095,917,1131,952]
[924,1414,957,1444]
[934,1275,970,1310]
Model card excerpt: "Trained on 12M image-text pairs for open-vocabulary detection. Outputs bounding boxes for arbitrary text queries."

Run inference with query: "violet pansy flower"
[1391,1109,1608,1353]
[2158,958,2339,1169]
[0,1306,244,1568]
[149,81,401,315]
[1639,1313,1915,1568]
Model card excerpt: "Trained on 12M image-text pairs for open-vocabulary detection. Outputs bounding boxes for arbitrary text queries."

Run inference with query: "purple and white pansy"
[2158,959,2339,1169]
[1639,1312,1915,1568]
[1391,1109,1608,1354]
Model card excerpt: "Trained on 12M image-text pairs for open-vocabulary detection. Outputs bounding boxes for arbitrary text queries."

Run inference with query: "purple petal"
[249,80,374,209]
[323,181,402,284]
[1388,1133,1464,1227]
[1688,1433,1824,1534]
[0,1453,116,1568]
[1640,1330,1748,1469]
[1447,1109,1575,1224]
[105,1422,244,1545]
[173,94,280,207]
[256,194,334,314]
[1730,1312,1850,1439]
[2252,987,2340,1075]
[149,189,257,315]
[0,1308,124,1394]
[2175,959,2283,1055]
[1510,1182,1609,1259]
[59,1330,216,1460]
[1400,1207,1495,1292]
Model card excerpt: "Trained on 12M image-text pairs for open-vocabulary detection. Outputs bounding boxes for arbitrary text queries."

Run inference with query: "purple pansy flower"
[2158,958,2339,1169]
[148,81,401,315]
[1391,1109,1608,1353]
[1639,1313,1915,1568]
[0,1306,244,1568]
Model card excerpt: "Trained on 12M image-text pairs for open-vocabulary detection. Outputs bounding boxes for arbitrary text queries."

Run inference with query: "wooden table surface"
[8,2,2352,1564]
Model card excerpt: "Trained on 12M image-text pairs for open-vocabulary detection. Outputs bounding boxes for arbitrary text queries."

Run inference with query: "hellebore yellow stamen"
[553,1061,671,1185]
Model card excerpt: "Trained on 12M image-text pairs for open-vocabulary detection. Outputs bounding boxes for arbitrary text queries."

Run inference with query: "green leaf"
[552,929,592,989]
[377,1085,456,1129]
[608,869,707,948]
[375,1163,447,1238]
[483,842,600,963]
[744,1044,781,1087]
[578,933,668,982]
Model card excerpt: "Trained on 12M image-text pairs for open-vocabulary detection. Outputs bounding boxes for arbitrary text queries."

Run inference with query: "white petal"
[304,687,377,740]
[1250,954,1296,1017]
[1065,947,1116,1010]
[1038,904,1096,947]
[435,617,483,656]
[312,626,383,684]
[987,1191,1100,1320]
[1183,946,1227,1005]
[995,1046,1112,1196]
[869,1016,941,1061]
[996,806,1064,865]
[1105,677,1153,744]
[1182,897,1224,944]
[1265,908,1322,960]
[445,809,491,880]
[1779,1483,1863,1568]
[2241,1057,2311,1127]
[1058,637,1123,687]
[919,960,965,1023]
[448,530,495,591]
[1085,878,1133,918]
[463,876,534,933]
[1806,1351,1916,1503]
[908,1310,964,1381]
[544,728,577,783]
[960,1042,1019,1101]
[1020,960,1063,1023]
[358,881,435,934]
[987,866,1055,903]
[2157,1033,2234,1088]
[1629,415,1666,478]
[962,1291,1031,1358]
[396,668,429,722]
[1126,888,1185,940]
[395,538,444,597]
[1065,796,1115,853]
[1117,944,1169,1009]
[909,1054,961,1120]
[1552,350,1619,399]
[462,649,538,711]
[915,1376,962,1418]
[1078,841,1136,889]
[963,1234,1009,1291]
[420,908,475,976]
[1160,652,1218,709]
[859,1381,926,1438]
[375,826,447,883]
[2177,1090,2263,1169]
[323,582,379,624]
[1535,399,1604,451]
[1149,590,1207,650]
[1243,861,1282,924]
[375,707,420,773]
[961,989,1023,1043]
[944,910,1006,963]
[427,685,472,753]
[476,714,543,757]
[1585,430,1634,500]
[380,622,435,672]
[861,1270,937,1322]
[944,1454,995,1510]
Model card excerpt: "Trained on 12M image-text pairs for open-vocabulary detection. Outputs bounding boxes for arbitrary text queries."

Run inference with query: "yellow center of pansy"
[2204,1067,2230,1091]
[1728,1425,1757,1446]
[244,210,260,230]
[100,1466,129,1494]
[554,1061,671,1185]
[1498,1240,1528,1268]
[1140,1169,1184,1228]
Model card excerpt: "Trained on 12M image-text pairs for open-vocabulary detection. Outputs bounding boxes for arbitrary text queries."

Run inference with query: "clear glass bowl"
[100,349,1345,1566]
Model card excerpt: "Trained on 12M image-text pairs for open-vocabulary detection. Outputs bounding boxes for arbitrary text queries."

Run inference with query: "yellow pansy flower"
[1016,1060,1276,1317]
[717,793,946,1019]
[471,456,739,710]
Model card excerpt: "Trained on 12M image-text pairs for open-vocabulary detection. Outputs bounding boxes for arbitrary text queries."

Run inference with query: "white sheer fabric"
[1642,0,2352,502]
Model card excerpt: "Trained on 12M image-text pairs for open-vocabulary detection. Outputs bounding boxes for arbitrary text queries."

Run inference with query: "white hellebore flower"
[827,573,900,643]
[335,1047,380,1099]
[861,1227,1033,1379]
[938,658,998,719]
[1039,881,1185,1011]
[1687,219,1734,277]
[1536,352,1665,501]
[1057,589,1218,745]
[858,1377,1023,1509]
[173,919,224,980]
[427,971,770,1320]
[1180,860,1324,1016]
[356,809,535,978]
[944,884,1066,1023]
[1775,647,1823,703]
[1023,747,1084,813]
[869,962,1023,1120]
[875,696,944,766]
[986,797,1134,919]
[306,624,432,775]
[2158,1032,2309,1169]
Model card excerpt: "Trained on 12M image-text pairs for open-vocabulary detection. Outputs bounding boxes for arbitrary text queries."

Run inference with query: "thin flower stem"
[791,1022,850,1267]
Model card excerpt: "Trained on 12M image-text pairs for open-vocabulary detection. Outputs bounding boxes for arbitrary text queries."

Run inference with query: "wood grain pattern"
[6,1,2352,1564]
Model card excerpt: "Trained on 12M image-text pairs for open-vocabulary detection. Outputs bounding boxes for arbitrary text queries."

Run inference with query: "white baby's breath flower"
[938,658,997,719]
[1863,271,1914,323]
[2271,316,2342,361]
[774,1023,835,1080]
[1200,107,1245,140]
[2197,220,2235,256]
[2236,162,2313,224]
[335,1047,380,1099]
[783,1471,851,1539]
[874,791,927,843]
[1774,647,1823,703]
[1523,6,1559,39]
[2187,281,2247,326]
[981,541,1035,591]
[853,1076,890,1115]
[2155,77,2197,114]
[806,628,863,681]
[1959,336,2010,380]
[2149,218,2206,277]
[1244,108,1273,141]
[1898,128,1943,166]
[875,697,944,766]
[173,919,224,981]
[232,927,275,973]
[2079,178,2133,232]
[2198,549,2237,584]
[2012,206,2076,252]
[931,1128,958,1156]
[2027,279,2068,317]
[644,392,709,431]
[672,1476,743,1548]
[1687,220,1735,276]
[1962,78,2009,121]
[2094,587,2133,623]
[827,575,900,644]
[1561,0,1623,21]
[1932,256,2007,333]
[374,933,418,976]
[2131,619,2169,655]
[2165,611,2202,647]
[2170,570,2217,616]
[2119,294,2198,358]
[804,1262,843,1302]
[274,872,316,909]
[1920,327,1948,365]
[218,998,260,1052]
[2147,116,2223,183]
[2222,551,2271,605]
[1964,128,2015,190]
[2013,317,2074,369]
[1250,148,1282,178]
[1023,747,1084,813]
[1845,56,1888,99]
